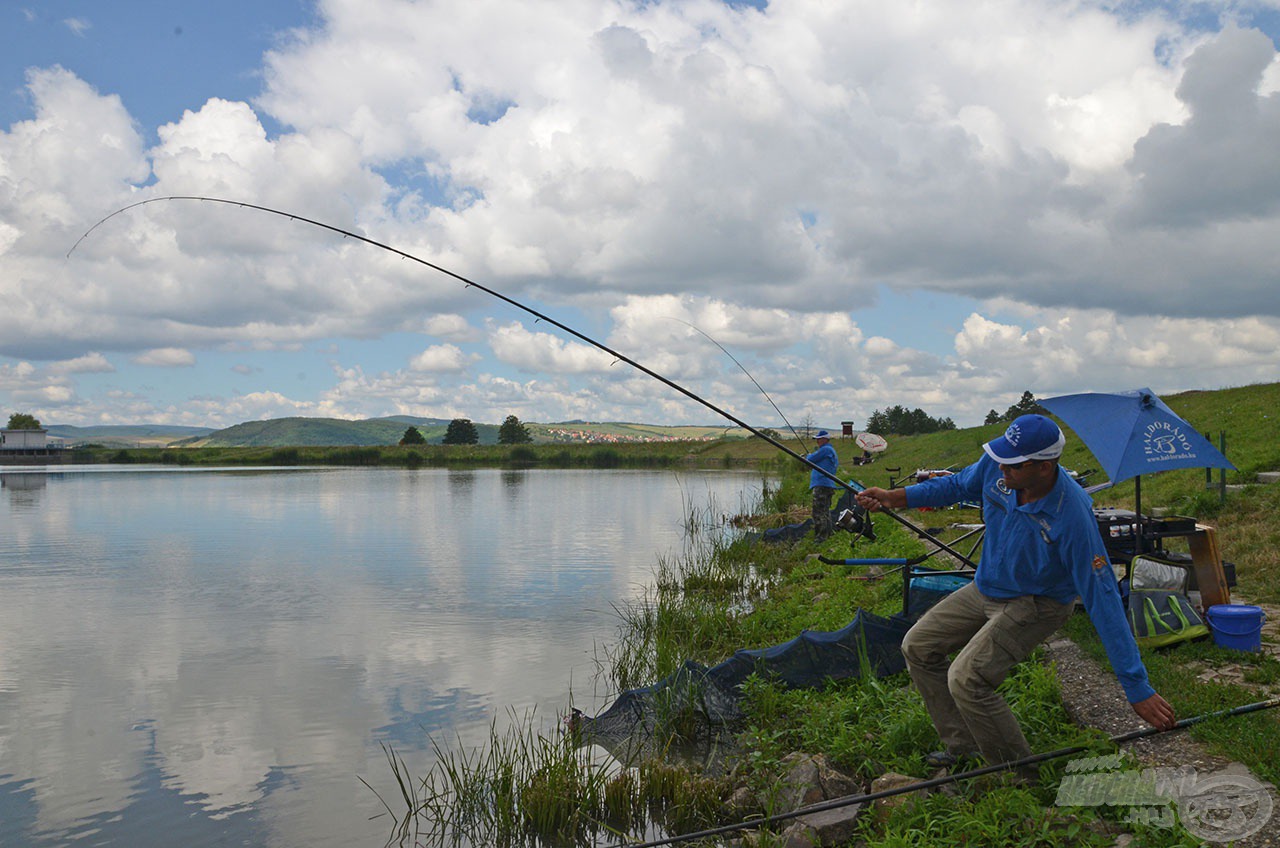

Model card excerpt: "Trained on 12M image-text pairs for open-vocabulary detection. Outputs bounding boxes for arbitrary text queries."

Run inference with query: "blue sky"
[1,3,312,134]
[4,0,1280,432]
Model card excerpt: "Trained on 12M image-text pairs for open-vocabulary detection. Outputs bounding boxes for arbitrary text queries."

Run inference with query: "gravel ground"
[1042,615,1279,848]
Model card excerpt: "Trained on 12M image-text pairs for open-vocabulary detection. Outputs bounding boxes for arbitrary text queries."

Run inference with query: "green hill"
[178,416,755,447]
[181,416,452,447]
[47,424,215,448]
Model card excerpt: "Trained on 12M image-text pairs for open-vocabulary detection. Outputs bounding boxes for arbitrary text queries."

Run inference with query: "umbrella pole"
[1133,475,1143,557]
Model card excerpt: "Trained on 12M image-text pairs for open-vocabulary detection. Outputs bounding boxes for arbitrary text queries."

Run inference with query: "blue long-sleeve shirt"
[905,456,1155,704]
[806,443,839,490]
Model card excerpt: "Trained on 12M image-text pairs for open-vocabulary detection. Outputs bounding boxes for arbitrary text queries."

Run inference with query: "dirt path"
[1043,619,1279,847]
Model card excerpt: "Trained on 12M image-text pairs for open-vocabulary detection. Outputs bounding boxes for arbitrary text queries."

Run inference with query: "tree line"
[863,405,956,436]
[860,390,1044,436]
[398,415,532,446]
[983,391,1045,426]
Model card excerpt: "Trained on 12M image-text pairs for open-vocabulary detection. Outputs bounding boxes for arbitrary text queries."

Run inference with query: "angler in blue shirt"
[805,430,840,541]
[855,414,1174,777]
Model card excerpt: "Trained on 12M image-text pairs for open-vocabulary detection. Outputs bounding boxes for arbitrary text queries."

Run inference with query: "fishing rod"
[664,317,810,453]
[616,696,1280,848]
[69,195,976,568]
[819,523,986,568]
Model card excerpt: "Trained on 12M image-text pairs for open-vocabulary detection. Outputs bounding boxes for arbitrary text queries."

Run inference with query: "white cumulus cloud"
[3,1,1280,426]
[408,344,473,373]
[133,348,196,367]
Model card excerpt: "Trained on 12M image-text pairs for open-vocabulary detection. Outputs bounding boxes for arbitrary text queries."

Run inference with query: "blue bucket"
[1205,604,1266,652]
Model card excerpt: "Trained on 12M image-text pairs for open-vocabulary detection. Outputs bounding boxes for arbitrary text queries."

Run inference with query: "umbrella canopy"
[1040,387,1235,557]
[856,432,888,453]
[1039,387,1234,485]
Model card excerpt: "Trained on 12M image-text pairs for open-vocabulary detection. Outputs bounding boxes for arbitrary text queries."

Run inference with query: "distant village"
[543,427,723,444]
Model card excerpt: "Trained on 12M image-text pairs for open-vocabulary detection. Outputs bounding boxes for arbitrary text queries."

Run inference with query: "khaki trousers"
[901,581,1074,765]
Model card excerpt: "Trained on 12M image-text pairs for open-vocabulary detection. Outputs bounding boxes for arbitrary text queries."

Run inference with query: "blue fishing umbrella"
[1040,387,1235,554]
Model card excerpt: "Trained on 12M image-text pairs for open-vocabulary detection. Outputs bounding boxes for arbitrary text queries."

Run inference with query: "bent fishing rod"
[70,195,975,568]
[616,696,1280,848]
[664,317,810,453]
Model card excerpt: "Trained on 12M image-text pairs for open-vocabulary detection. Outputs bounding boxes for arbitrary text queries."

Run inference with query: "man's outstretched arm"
[855,486,908,511]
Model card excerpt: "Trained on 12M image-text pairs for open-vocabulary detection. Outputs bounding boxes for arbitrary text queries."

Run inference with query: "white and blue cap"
[814,430,831,440]
[983,414,1065,464]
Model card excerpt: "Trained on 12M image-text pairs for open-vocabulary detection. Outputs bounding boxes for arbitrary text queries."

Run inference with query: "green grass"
[71,438,773,471]
[373,712,652,847]
[1062,615,1280,787]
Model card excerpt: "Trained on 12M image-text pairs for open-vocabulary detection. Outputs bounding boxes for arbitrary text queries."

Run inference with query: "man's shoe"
[925,750,976,769]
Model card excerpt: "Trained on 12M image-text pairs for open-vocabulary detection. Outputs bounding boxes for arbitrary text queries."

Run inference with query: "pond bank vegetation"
[69,438,788,471]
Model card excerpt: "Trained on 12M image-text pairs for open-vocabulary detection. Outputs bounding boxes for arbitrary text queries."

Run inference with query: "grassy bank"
[69,438,788,471]
[389,485,1270,847]
[381,382,1280,847]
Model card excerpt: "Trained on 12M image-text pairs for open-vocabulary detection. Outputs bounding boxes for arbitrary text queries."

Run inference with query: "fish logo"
[1143,422,1193,458]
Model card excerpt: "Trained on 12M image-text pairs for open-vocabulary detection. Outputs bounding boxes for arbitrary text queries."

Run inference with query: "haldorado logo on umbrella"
[1143,421,1196,464]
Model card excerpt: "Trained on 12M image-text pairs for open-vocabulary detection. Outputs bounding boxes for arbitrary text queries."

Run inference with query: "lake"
[0,465,766,848]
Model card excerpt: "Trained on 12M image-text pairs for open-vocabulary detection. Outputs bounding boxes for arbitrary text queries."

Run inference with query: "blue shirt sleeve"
[1062,518,1157,704]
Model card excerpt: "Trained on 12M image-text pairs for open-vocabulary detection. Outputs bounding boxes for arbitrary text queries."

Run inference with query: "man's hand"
[1132,693,1176,731]
[855,487,907,512]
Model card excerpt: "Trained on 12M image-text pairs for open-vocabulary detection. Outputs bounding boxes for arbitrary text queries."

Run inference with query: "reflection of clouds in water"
[372,685,489,748]
[0,775,39,839]
[0,468,761,846]
[0,561,395,839]
[0,609,150,835]
[35,721,276,846]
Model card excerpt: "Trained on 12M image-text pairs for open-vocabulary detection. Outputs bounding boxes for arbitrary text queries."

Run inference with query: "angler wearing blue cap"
[805,430,840,541]
[855,414,1175,780]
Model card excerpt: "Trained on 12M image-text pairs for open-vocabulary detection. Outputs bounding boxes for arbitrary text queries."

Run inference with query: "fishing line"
[69,195,976,568]
[616,696,1280,848]
[661,317,810,453]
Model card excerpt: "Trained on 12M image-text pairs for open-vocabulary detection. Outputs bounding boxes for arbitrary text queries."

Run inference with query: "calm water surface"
[0,466,764,848]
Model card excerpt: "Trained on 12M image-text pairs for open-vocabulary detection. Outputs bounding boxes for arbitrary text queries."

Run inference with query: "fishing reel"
[835,503,876,545]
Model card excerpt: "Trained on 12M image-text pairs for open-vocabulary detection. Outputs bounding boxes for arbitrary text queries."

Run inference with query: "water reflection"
[0,466,762,848]
[501,469,526,498]
[2,472,47,510]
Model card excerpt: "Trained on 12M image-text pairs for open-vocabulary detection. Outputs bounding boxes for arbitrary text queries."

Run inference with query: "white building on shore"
[1,428,49,450]
[0,428,69,464]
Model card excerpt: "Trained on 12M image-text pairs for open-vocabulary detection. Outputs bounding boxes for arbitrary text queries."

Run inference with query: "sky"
[2,0,1280,433]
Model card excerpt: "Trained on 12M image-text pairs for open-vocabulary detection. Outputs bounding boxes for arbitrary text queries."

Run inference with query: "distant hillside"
[180,417,449,447]
[47,424,215,448]
[175,416,758,447]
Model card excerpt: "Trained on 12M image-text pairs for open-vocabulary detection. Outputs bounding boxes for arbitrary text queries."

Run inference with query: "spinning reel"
[835,503,876,546]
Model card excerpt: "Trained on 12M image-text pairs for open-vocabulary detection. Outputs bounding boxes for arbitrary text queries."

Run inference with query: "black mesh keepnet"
[574,609,913,740]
